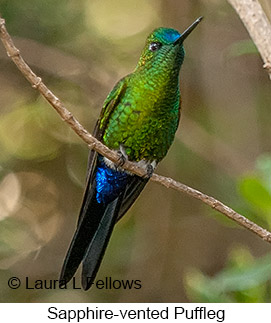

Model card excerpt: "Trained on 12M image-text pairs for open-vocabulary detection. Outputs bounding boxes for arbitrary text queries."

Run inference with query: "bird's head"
[136,17,203,72]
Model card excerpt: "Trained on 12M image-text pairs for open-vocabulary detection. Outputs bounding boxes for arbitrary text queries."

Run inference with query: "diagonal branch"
[227,0,271,79]
[1,16,271,243]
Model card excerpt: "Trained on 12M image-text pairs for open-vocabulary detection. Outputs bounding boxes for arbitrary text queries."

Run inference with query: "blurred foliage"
[84,0,161,40]
[0,0,85,44]
[0,0,271,303]
[226,40,258,58]
[185,155,271,302]
[185,246,271,302]
[238,154,271,228]
[0,102,62,161]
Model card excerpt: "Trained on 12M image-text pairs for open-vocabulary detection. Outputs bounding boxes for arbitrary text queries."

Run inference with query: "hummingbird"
[60,17,202,290]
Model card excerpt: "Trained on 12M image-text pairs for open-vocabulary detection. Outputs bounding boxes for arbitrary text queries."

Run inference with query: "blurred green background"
[0,0,271,302]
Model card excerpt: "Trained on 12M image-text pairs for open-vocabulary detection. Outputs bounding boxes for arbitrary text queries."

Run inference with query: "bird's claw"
[143,164,154,179]
[116,150,126,169]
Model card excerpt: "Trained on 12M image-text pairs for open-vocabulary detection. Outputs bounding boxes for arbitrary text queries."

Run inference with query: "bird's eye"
[149,42,162,52]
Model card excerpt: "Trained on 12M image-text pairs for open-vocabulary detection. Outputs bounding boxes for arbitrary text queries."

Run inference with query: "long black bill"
[175,16,203,44]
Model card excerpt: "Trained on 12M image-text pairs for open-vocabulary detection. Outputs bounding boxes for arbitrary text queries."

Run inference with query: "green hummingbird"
[60,17,202,290]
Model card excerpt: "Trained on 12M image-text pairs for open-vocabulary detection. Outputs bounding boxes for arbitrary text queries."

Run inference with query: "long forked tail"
[59,187,125,290]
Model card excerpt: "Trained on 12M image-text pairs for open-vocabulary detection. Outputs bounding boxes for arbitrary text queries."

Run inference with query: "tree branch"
[227,0,271,79]
[1,16,271,243]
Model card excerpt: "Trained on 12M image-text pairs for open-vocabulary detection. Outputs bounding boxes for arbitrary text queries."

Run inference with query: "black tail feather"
[60,180,126,289]
[81,196,124,290]
[59,187,106,284]
[117,175,148,221]
[60,160,148,290]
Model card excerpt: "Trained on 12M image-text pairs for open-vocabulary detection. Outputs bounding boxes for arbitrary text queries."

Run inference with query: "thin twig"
[227,0,271,79]
[1,16,271,243]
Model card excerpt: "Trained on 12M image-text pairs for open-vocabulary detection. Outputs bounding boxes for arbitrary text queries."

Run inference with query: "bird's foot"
[116,150,127,169]
[143,164,154,179]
